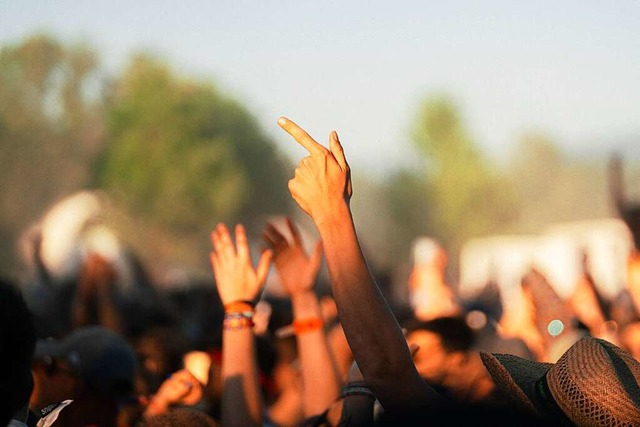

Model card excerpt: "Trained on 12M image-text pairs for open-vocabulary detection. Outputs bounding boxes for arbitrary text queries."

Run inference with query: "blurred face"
[30,358,79,411]
[407,330,450,383]
[621,322,640,361]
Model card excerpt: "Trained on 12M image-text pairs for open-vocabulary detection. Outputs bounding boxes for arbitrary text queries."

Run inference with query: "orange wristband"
[224,300,255,314]
[293,317,323,335]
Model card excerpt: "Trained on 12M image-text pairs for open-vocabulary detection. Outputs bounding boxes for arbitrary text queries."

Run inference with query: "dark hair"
[139,408,218,427]
[405,316,475,354]
[0,277,36,425]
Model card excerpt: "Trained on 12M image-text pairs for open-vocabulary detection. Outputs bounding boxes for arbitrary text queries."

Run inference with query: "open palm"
[262,218,322,296]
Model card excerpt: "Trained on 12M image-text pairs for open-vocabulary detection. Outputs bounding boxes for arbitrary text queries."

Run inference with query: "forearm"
[291,291,341,417]
[96,289,123,334]
[314,204,440,411]
[72,286,122,334]
[327,322,355,379]
[267,387,304,427]
[71,296,93,328]
[221,328,263,427]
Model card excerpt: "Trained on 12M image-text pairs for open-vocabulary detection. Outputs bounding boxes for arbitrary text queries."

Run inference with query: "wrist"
[146,395,169,415]
[224,300,255,314]
[312,201,352,233]
[222,310,254,330]
[291,291,321,317]
[275,315,324,338]
[292,317,324,335]
[342,381,375,400]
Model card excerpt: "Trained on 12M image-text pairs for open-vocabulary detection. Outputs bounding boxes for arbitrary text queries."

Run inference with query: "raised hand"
[277,117,352,221]
[262,218,323,297]
[77,252,116,300]
[210,223,272,306]
[144,369,203,417]
[278,117,441,412]
[263,216,340,417]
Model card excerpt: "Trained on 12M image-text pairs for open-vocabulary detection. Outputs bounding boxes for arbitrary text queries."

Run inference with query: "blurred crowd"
[2,118,640,427]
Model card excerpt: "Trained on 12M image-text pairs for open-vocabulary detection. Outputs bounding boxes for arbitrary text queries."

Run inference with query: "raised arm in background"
[276,117,441,413]
[143,369,204,418]
[210,223,272,427]
[72,253,123,334]
[263,218,341,417]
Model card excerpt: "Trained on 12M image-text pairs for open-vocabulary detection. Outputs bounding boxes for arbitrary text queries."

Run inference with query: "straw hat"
[480,337,640,426]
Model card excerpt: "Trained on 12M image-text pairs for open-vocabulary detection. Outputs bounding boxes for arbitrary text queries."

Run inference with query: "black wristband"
[342,382,375,400]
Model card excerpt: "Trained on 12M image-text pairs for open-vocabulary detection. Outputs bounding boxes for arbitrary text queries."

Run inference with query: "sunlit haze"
[2,0,639,175]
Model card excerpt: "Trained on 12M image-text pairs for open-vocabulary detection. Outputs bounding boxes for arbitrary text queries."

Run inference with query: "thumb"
[329,131,348,171]
[311,241,323,268]
[256,249,273,285]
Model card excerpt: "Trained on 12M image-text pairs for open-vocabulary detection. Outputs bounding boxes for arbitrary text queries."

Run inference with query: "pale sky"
[1,0,639,175]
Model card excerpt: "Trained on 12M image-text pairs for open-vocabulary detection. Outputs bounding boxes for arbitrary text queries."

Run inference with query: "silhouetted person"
[0,277,37,427]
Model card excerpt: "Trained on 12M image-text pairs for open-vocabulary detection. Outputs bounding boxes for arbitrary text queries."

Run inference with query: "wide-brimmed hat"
[480,337,640,426]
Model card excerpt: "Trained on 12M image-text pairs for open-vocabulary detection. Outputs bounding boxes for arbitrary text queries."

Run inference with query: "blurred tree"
[404,95,516,273]
[0,34,104,275]
[384,168,432,260]
[510,133,564,207]
[350,171,404,269]
[98,56,292,268]
[507,132,610,232]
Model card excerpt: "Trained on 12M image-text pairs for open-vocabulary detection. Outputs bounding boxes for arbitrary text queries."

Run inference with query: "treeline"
[0,34,633,280]
[0,35,292,277]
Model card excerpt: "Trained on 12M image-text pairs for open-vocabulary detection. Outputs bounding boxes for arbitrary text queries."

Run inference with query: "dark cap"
[35,326,136,398]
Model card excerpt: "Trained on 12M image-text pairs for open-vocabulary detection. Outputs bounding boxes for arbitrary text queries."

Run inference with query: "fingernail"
[277,117,287,125]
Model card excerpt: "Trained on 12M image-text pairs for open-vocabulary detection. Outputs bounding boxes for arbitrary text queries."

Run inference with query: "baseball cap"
[35,326,136,398]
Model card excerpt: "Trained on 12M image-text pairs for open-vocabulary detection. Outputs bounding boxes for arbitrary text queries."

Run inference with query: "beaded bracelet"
[223,311,255,330]
[292,317,324,335]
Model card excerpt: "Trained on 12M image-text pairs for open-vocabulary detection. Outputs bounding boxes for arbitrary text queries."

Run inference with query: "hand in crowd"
[262,218,323,297]
[209,223,272,305]
[263,217,342,418]
[278,117,351,222]
[144,369,203,417]
[77,252,116,300]
[210,223,271,427]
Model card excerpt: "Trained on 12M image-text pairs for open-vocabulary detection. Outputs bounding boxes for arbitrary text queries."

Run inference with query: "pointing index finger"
[278,117,327,155]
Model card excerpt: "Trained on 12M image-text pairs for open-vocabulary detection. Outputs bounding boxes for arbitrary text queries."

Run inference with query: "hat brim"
[34,338,66,360]
[480,351,553,415]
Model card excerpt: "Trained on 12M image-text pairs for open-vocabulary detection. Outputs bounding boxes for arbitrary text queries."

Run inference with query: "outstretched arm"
[210,223,272,427]
[277,117,440,412]
[263,218,341,417]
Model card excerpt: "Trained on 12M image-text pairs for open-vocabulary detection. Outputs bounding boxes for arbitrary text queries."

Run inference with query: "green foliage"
[0,35,293,276]
[0,34,103,274]
[99,56,292,232]
[383,168,433,259]
[405,95,517,255]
